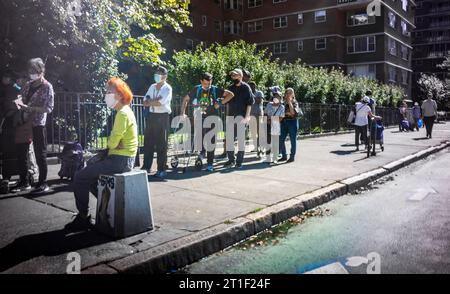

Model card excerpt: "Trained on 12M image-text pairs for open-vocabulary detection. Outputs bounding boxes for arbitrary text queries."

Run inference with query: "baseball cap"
[155,66,168,75]
[229,68,243,76]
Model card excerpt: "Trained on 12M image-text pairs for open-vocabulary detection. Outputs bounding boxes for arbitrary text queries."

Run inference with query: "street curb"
[80,140,450,274]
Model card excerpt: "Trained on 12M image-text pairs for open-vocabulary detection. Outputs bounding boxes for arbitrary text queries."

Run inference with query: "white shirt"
[354,102,372,126]
[144,82,172,114]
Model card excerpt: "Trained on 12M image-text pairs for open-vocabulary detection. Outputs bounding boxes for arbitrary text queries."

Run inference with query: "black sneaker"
[31,183,50,195]
[279,156,288,162]
[287,157,295,163]
[235,163,243,169]
[223,160,235,168]
[64,214,93,232]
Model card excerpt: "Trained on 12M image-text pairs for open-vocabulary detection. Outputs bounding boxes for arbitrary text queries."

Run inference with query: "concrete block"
[96,170,154,238]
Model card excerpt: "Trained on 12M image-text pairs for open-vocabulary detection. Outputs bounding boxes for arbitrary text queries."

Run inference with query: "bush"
[169,41,404,106]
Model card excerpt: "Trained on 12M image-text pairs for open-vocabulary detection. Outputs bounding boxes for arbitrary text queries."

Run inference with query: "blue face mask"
[154,74,162,83]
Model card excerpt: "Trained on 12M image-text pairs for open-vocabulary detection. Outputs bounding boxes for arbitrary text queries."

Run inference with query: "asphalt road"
[185,147,450,274]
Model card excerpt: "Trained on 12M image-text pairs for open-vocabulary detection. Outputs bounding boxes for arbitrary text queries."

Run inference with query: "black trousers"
[32,126,48,184]
[423,116,436,137]
[16,143,30,184]
[200,120,217,165]
[143,113,170,172]
[355,125,367,148]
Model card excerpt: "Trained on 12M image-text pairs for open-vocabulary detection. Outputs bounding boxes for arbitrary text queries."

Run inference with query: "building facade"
[412,0,450,99]
[177,0,415,97]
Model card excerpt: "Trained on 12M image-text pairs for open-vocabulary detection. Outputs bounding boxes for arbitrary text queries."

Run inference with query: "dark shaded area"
[0,228,112,272]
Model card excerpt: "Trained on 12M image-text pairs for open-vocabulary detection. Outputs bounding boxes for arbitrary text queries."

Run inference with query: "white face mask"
[273,98,280,104]
[105,93,118,109]
[29,73,41,81]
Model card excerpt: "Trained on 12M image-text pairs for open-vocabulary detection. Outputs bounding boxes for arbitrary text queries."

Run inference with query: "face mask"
[105,93,118,109]
[29,74,41,81]
[273,98,280,104]
[154,74,163,83]
[233,79,240,85]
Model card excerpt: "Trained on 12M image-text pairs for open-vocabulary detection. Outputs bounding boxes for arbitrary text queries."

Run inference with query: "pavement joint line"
[97,140,450,274]
[26,197,76,214]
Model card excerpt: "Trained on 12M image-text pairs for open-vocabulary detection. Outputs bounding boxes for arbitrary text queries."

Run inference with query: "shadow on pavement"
[0,229,112,272]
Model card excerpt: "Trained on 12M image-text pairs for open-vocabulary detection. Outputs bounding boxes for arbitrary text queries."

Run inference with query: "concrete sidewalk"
[0,123,449,273]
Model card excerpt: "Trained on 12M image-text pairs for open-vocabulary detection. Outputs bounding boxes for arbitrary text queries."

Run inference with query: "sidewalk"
[1,123,449,273]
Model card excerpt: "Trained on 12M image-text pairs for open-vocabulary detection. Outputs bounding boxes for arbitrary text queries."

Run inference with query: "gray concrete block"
[96,170,154,239]
[340,168,389,193]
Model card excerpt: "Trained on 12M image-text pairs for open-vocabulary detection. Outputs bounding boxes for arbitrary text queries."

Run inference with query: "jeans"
[423,116,436,137]
[74,155,135,216]
[280,119,299,157]
[143,113,170,171]
[32,126,48,184]
[355,125,368,148]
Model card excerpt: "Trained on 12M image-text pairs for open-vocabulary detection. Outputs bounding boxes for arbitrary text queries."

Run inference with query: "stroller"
[169,116,204,173]
[375,119,385,152]
[57,141,84,181]
[367,118,385,158]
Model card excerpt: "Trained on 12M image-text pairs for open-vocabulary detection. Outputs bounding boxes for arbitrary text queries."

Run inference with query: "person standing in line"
[142,66,172,179]
[279,88,300,163]
[221,69,254,169]
[14,58,54,194]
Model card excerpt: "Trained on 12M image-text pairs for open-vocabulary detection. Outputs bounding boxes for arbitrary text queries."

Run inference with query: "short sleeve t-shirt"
[188,85,224,116]
[354,102,371,126]
[227,82,254,117]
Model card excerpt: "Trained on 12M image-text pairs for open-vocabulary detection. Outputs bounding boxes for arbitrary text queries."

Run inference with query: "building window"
[401,21,409,36]
[347,12,375,26]
[273,42,288,54]
[401,0,408,12]
[388,66,397,82]
[214,20,222,32]
[315,10,327,23]
[315,38,326,50]
[401,45,409,60]
[202,16,207,27]
[388,37,397,56]
[401,71,408,84]
[388,11,396,28]
[214,0,221,7]
[224,0,243,11]
[298,40,303,51]
[347,36,376,53]
[248,21,263,33]
[274,16,288,29]
[248,0,263,8]
[224,20,243,35]
[298,13,303,24]
[186,39,194,51]
[273,0,287,3]
[347,64,376,79]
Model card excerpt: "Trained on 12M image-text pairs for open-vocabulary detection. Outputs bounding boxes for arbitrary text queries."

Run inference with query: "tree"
[417,73,449,109]
[0,0,191,91]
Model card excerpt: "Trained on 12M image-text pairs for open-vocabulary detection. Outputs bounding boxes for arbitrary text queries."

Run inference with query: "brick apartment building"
[412,0,450,99]
[175,0,415,97]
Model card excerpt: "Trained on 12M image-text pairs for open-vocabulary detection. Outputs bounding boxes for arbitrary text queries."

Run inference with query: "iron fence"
[46,92,401,155]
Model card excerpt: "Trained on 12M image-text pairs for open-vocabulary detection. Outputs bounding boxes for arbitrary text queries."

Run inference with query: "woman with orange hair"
[65,77,138,232]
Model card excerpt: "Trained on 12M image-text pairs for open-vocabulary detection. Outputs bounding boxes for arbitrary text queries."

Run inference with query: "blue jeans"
[280,119,299,157]
[74,155,135,216]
